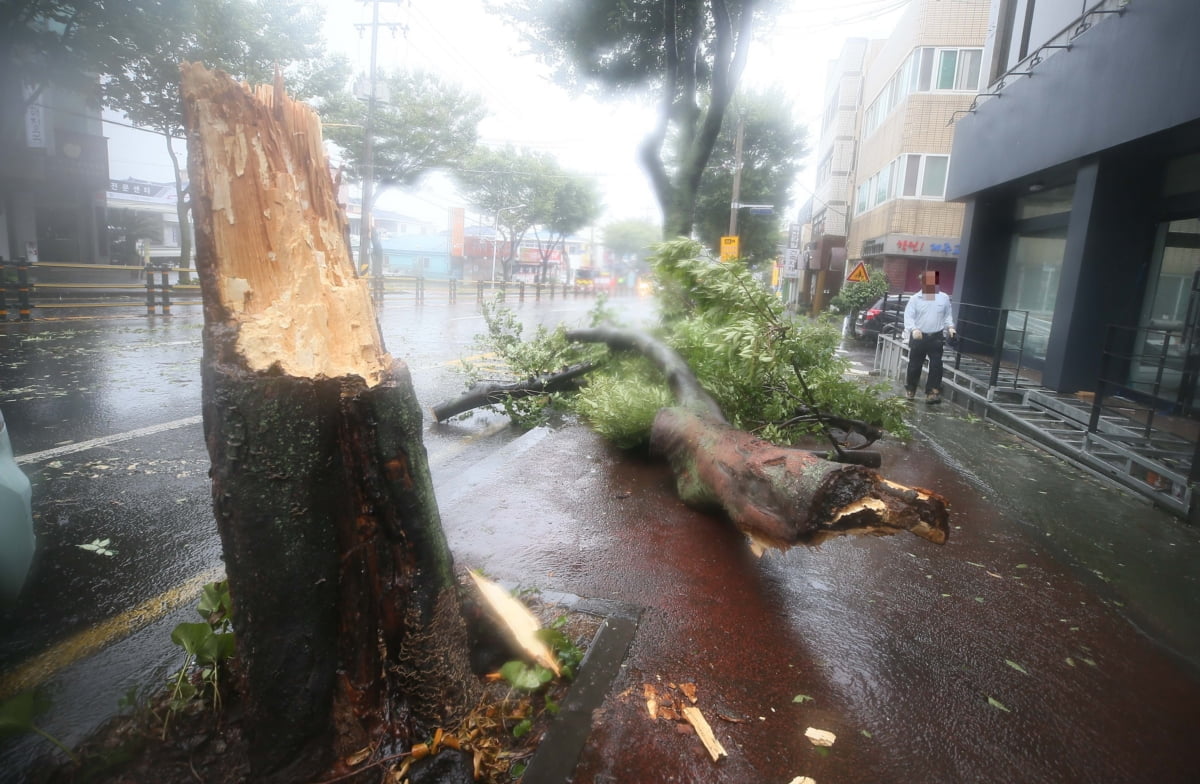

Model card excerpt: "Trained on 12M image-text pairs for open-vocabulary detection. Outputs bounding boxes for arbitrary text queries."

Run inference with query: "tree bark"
[565,327,949,551]
[182,63,479,781]
[432,362,597,422]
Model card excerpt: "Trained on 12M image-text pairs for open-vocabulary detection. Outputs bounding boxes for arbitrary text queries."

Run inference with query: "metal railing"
[1088,323,1200,437]
[950,302,1034,389]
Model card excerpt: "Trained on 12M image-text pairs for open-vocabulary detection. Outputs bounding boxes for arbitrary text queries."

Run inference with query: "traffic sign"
[720,236,739,261]
[846,261,870,283]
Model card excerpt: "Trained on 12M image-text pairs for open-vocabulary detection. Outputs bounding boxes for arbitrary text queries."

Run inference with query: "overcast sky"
[105,0,909,228]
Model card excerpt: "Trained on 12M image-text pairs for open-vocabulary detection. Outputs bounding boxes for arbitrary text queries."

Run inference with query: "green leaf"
[0,692,43,735]
[213,632,236,662]
[170,622,215,657]
[512,718,533,739]
[987,696,1011,713]
[1005,660,1029,675]
[792,694,814,704]
[860,729,873,738]
[499,661,550,691]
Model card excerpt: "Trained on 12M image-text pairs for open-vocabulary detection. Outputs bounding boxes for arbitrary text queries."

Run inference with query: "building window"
[919,156,949,198]
[857,154,950,213]
[935,49,982,91]
[862,47,982,137]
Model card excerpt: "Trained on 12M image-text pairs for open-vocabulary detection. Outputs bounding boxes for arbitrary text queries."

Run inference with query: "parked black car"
[854,292,914,341]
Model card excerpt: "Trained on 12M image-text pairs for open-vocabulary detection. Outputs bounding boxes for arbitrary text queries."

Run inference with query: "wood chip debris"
[804,727,837,747]
[469,571,560,675]
[683,706,727,762]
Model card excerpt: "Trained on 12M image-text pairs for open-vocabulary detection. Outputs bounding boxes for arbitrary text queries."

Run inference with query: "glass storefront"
[1001,185,1075,362]
[1129,218,1200,406]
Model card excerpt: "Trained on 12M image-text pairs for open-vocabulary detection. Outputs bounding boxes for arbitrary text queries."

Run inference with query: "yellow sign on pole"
[720,235,739,261]
[846,260,870,283]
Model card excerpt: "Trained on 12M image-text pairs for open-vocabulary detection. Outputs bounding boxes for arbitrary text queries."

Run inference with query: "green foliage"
[693,89,811,266]
[572,355,671,449]
[0,689,77,763]
[464,298,608,427]
[603,219,662,281]
[164,580,235,736]
[829,267,888,315]
[321,69,486,207]
[499,0,779,237]
[465,240,907,445]
[650,239,908,441]
[497,613,585,740]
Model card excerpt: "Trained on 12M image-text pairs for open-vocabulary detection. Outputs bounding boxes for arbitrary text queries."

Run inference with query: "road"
[0,290,654,779]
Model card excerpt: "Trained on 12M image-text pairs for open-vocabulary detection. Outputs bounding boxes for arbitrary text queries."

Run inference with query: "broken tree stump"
[564,327,949,551]
[182,63,479,781]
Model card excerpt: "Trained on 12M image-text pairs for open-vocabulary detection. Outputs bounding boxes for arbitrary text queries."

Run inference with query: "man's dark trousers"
[906,332,945,394]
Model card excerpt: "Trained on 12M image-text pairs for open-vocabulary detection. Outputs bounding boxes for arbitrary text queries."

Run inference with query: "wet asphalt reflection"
[0,293,649,779]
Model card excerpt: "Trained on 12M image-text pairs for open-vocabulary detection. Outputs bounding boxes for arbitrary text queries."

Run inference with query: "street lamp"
[490,204,526,284]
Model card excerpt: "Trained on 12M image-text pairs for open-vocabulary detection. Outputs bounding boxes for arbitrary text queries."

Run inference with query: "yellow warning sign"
[846,261,870,283]
[720,236,739,262]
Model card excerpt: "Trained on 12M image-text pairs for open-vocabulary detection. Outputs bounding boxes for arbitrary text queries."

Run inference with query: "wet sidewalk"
[435,403,1200,782]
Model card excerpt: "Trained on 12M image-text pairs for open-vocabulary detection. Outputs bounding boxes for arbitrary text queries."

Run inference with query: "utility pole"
[358,0,380,303]
[728,112,746,237]
[354,0,405,305]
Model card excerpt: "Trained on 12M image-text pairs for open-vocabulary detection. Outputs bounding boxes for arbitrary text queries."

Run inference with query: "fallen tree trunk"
[182,64,479,781]
[564,327,949,550]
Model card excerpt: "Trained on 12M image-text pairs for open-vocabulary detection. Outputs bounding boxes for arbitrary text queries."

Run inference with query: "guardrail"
[0,258,630,320]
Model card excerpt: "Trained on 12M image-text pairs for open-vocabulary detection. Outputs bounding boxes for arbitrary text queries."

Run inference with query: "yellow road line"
[0,565,225,700]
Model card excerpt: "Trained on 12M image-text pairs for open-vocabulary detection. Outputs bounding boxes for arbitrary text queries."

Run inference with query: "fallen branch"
[432,362,596,421]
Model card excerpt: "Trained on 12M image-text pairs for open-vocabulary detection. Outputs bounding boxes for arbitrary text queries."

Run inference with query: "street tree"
[529,172,602,284]
[0,0,126,112]
[455,146,552,281]
[102,0,334,273]
[500,0,776,239]
[693,88,809,267]
[320,69,486,214]
[603,217,661,275]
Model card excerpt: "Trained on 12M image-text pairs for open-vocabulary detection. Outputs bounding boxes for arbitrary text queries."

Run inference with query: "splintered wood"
[641,681,725,762]
[682,706,727,762]
[181,62,387,384]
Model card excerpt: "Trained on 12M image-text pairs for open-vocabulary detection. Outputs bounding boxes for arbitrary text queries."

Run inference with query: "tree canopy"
[693,88,809,267]
[104,1,335,271]
[321,69,487,212]
[500,0,777,239]
[529,173,602,282]
[456,146,599,282]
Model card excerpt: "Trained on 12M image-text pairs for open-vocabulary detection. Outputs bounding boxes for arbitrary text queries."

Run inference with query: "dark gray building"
[946,0,1200,410]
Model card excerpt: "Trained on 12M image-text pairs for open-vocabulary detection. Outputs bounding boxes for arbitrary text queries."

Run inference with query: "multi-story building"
[1,75,108,265]
[946,0,1200,400]
[805,38,868,313]
[848,0,989,295]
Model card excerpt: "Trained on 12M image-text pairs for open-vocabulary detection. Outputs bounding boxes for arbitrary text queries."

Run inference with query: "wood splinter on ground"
[682,706,727,762]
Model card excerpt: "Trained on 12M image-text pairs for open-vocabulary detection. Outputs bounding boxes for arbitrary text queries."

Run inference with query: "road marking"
[0,566,225,701]
[16,415,204,466]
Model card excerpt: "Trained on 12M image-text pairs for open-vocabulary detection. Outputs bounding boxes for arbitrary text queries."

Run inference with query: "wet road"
[4,299,1200,782]
[0,291,650,779]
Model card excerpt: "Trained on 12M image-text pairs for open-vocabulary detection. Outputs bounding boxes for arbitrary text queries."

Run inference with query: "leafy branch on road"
[458,239,908,447]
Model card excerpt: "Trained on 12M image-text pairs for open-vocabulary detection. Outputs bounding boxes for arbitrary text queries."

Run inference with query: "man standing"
[903,271,956,403]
